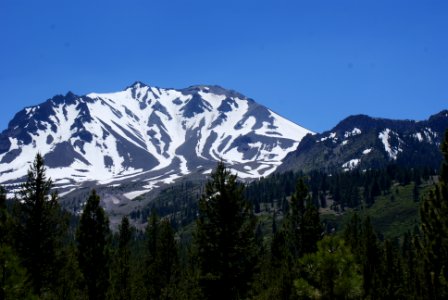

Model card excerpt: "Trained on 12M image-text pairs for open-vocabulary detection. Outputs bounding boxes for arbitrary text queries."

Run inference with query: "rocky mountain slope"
[278,110,448,173]
[0,82,311,202]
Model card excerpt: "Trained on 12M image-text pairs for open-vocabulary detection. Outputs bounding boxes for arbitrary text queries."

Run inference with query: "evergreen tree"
[295,236,362,300]
[194,161,257,300]
[360,216,382,299]
[266,229,294,300]
[0,245,36,300]
[0,187,8,245]
[76,190,111,300]
[283,178,321,258]
[378,239,404,298]
[345,213,383,298]
[285,178,307,258]
[157,219,179,298]
[1,186,36,300]
[144,210,178,299]
[260,178,321,300]
[302,198,321,255]
[420,129,448,298]
[343,213,362,257]
[14,153,68,297]
[110,216,133,300]
[145,210,159,299]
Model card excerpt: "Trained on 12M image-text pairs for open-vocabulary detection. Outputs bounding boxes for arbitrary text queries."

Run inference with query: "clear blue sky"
[1,0,447,133]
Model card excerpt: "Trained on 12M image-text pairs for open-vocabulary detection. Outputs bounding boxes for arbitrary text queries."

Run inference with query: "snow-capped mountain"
[0,82,311,198]
[278,110,448,173]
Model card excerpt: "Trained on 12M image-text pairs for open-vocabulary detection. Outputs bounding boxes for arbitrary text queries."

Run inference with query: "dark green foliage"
[194,161,257,300]
[0,187,9,245]
[295,236,362,299]
[377,239,405,298]
[265,229,295,300]
[129,180,201,228]
[420,129,448,298]
[343,213,362,256]
[109,216,133,300]
[245,164,435,215]
[344,214,382,298]
[256,178,322,300]
[360,216,382,298]
[283,178,321,258]
[76,190,111,300]
[0,245,37,300]
[143,210,179,299]
[1,187,36,300]
[3,134,448,299]
[14,153,69,297]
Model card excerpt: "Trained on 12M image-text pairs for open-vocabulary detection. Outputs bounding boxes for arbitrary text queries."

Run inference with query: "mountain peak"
[126,81,149,90]
[333,114,375,132]
[279,110,447,174]
[48,91,79,105]
[429,109,448,121]
[181,84,247,100]
[0,83,311,198]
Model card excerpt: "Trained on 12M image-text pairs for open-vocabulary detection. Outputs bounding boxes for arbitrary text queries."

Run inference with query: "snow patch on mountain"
[344,128,361,138]
[0,83,312,198]
[378,129,403,160]
[362,148,372,155]
[342,159,361,172]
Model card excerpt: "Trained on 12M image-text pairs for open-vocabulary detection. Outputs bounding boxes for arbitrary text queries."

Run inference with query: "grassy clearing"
[320,182,434,239]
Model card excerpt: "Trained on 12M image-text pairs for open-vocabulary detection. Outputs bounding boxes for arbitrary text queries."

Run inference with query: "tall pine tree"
[14,153,68,297]
[295,236,362,299]
[143,210,178,300]
[110,216,133,300]
[264,178,321,300]
[284,178,321,258]
[194,161,257,300]
[420,129,448,299]
[1,186,36,300]
[76,190,111,300]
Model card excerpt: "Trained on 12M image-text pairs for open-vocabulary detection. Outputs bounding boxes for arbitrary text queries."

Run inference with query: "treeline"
[129,163,436,230]
[1,130,448,299]
[246,164,437,213]
[130,181,202,229]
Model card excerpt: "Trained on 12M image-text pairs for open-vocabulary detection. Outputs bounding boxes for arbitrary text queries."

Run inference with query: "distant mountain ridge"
[0,82,311,200]
[278,110,448,173]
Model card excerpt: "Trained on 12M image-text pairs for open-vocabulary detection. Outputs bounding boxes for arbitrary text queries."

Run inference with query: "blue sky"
[1,0,447,133]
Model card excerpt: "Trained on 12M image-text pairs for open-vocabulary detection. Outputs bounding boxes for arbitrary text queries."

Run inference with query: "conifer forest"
[1,130,448,300]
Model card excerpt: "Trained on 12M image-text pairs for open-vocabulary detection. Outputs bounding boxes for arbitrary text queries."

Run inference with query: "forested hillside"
[1,131,448,299]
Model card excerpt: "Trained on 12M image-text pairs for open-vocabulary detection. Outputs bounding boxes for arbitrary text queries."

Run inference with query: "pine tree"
[158,219,179,298]
[265,229,295,300]
[144,210,178,299]
[360,216,382,299]
[110,216,133,300]
[14,153,68,296]
[0,245,36,300]
[302,198,321,255]
[378,239,404,298]
[295,236,362,300]
[76,190,111,300]
[284,178,321,258]
[194,161,257,300]
[343,213,362,257]
[261,178,321,300]
[1,186,36,300]
[420,129,448,298]
[0,186,10,246]
[285,178,307,258]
